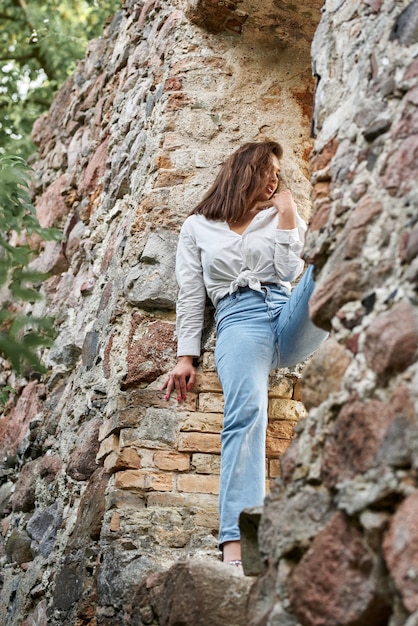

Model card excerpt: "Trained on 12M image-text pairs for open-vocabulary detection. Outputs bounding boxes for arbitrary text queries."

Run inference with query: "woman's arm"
[272,189,297,230]
[271,190,306,282]
[161,355,196,402]
[161,220,206,401]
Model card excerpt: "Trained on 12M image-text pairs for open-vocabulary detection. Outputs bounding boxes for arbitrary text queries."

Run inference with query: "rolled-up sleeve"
[175,221,206,357]
[274,214,307,282]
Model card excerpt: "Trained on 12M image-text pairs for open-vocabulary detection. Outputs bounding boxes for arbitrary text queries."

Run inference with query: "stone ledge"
[131,559,254,625]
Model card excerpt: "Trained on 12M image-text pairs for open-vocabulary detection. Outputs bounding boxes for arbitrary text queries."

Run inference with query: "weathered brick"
[269,458,281,478]
[266,479,275,493]
[198,392,224,413]
[178,432,221,454]
[119,407,182,449]
[145,493,219,519]
[293,378,302,401]
[132,448,155,468]
[99,410,139,441]
[153,451,190,471]
[192,371,222,393]
[186,506,219,529]
[268,398,307,421]
[179,411,223,433]
[191,453,221,475]
[268,376,294,399]
[114,470,173,492]
[96,434,119,461]
[267,420,297,440]
[105,488,146,511]
[177,474,219,495]
[103,447,142,473]
[266,437,292,459]
[146,493,189,507]
[125,388,198,412]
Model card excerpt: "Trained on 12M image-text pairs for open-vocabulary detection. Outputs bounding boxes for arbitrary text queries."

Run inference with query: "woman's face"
[256,154,281,202]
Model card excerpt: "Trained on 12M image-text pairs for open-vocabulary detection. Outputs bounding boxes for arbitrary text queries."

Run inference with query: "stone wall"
[0,1,322,624]
[2,0,418,624]
[250,1,418,625]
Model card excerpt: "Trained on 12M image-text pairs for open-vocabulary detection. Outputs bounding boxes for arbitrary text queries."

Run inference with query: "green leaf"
[0,0,121,159]
[0,156,58,376]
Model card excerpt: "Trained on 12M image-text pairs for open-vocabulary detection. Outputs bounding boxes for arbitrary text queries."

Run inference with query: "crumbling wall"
[0,1,322,624]
[3,0,417,624]
[250,1,418,625]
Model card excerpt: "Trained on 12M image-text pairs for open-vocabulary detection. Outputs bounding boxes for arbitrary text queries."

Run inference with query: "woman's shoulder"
[182,213,224,231]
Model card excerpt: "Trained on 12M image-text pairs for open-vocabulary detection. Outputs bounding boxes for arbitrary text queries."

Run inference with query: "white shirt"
[175,206,307,356]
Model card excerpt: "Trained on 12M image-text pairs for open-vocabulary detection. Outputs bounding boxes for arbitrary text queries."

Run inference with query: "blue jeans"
[214,265,328,547]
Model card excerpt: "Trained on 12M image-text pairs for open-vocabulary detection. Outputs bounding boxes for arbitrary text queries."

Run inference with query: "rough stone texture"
[287,512,391,626]
[249,0,418,625]
[364,300,418,378]
[321,393,417,489]
[0,1,320,624]
[383,491,418,613]
[66,416,102,481]
[1,0,418,624]
[124,229,179,310]
[301,337,351,409]
[0,381,43,461]
[132,559,253,625]
[27,501,63,557]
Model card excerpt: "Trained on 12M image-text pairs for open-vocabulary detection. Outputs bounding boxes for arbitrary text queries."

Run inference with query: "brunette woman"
[162,140,327,566]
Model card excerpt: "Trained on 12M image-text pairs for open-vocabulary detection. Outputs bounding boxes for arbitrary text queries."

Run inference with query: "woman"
[162,140,327,566]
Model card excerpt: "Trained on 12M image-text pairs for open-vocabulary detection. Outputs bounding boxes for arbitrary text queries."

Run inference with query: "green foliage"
[0,156,60,379]
[1,0,121,158]
[0,384,15,408]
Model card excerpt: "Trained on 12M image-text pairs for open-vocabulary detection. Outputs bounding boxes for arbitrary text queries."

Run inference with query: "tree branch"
[9,0,54,80]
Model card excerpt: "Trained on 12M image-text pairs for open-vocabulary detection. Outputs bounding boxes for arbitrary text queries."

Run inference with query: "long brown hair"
[190,140,283,222]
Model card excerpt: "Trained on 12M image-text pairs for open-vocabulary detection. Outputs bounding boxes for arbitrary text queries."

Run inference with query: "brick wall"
[97,368,305,541]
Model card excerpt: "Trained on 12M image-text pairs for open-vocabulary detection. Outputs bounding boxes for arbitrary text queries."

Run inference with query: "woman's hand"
[270,189,297,230]
[161,355,196,402]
